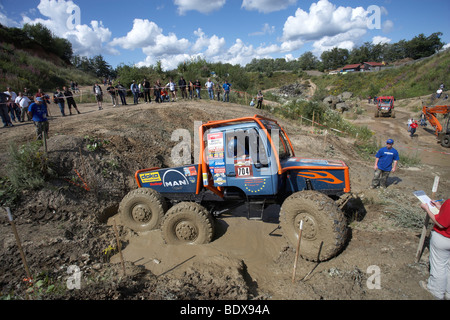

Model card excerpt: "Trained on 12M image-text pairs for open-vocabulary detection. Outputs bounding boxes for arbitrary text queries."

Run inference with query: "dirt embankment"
[0,93,449,301]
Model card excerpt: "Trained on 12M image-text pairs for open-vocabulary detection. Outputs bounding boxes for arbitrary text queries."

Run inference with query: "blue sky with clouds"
[1,0,449,70]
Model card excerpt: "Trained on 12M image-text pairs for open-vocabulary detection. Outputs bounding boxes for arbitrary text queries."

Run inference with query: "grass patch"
[1,141,53,206]
[380,189,427,230]
[6,140,49,190]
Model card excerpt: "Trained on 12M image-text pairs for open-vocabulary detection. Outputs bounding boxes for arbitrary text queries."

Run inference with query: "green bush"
[6,141,49,191]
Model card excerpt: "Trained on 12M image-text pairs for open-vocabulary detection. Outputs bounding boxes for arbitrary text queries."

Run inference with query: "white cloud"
[175,0,226,15]
[143,33,190,57]
[280,39,304,52]
[284,54,295,61]
[192,28,226,55]
[249,23,275,36]
[241,0,297,13]
[133,25,280,70]
[20,0,115,57]
[372,36,391,45]
[382,20,394,33]
[312,29,367,55]
[282,0,369,42]
[110,19,162,50]
[136,53,193,71]
[279,0,394,57]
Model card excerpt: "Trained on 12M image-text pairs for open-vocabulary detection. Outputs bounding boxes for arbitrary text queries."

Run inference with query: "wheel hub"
[295,213,317,240]
[175,221,198,241]
[132,205,151,223]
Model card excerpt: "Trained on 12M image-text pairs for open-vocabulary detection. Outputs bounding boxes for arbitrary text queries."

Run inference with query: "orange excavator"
[422,105,450,147]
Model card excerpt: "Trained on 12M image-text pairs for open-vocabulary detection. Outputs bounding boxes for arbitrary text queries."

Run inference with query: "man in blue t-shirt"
[370,138,399,189]
[222,81,231,102]
[28,97,49,140]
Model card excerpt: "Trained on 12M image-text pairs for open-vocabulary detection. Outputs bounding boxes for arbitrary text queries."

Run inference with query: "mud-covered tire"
[161,202,214,245]
[441,135,450,148]
[280,191,348,262]
[391,110,395,118]
[374,110,379,117]
[118,188,167,232]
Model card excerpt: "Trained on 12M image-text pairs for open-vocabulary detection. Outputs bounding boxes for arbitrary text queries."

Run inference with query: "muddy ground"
[0,88,449,304]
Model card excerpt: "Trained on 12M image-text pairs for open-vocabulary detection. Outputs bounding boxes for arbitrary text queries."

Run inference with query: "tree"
[320,48,350,70]
[348,43,371,64]
[22,23,54,48]
[53,37,73,62]
[92,55,113,78]
[22,23,73,62]
[404,32,444,59]
[298,51,319,70]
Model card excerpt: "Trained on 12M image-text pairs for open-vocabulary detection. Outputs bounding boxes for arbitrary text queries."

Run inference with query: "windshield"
[265,125,293,160]
[379,99,392,106]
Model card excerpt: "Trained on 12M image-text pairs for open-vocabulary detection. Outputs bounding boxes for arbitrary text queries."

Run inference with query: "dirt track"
[0,92,449,301]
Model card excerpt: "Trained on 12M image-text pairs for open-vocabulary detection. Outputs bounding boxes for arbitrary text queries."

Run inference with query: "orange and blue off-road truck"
[118,115,352,261]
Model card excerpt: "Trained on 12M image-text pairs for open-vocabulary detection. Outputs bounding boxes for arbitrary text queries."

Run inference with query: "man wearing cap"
[28,96,49,140]
[370,139,399,189]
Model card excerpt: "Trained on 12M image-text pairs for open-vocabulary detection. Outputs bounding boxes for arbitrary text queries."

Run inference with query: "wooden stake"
[292,220,303,283]
[415,176,439,262]
[6,208,32,281]
[113,218,126,276]
[42,127,48,155]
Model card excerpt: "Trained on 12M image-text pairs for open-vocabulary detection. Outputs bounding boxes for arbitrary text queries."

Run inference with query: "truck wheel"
[391,110,395,118]
[118,188,167,232]
[374,110,379,118]
[161,202,214,245]
[441,135,450,148]
[280,191,348,262]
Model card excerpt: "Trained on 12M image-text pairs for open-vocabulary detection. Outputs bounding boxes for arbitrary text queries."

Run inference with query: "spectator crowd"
[0,77,239,139]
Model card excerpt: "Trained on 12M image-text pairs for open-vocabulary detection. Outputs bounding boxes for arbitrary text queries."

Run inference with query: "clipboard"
[413,190,439,215]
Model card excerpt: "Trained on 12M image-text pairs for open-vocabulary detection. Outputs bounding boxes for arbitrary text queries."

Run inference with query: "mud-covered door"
[225,129,274,195]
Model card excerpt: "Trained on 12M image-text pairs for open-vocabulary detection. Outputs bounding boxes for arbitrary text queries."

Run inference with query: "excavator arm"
[422,105,450,136]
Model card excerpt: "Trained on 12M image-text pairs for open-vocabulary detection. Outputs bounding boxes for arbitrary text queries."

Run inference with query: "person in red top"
[419,199,450,300]
[410,120,418,138]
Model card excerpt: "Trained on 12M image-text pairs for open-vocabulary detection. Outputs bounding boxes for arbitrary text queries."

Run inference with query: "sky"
[1,0,449,71]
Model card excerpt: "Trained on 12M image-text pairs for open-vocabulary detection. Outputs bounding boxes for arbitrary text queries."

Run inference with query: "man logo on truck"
[163,169,189,188]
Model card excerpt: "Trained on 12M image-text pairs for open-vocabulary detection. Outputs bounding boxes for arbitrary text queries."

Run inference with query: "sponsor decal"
[244,178,267,193]
[140,171,161,183]
[207,132,224,160]
[150,182,163,186]
[183,166,197,176]
[162,169,190,189]
[214,173,226,186]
